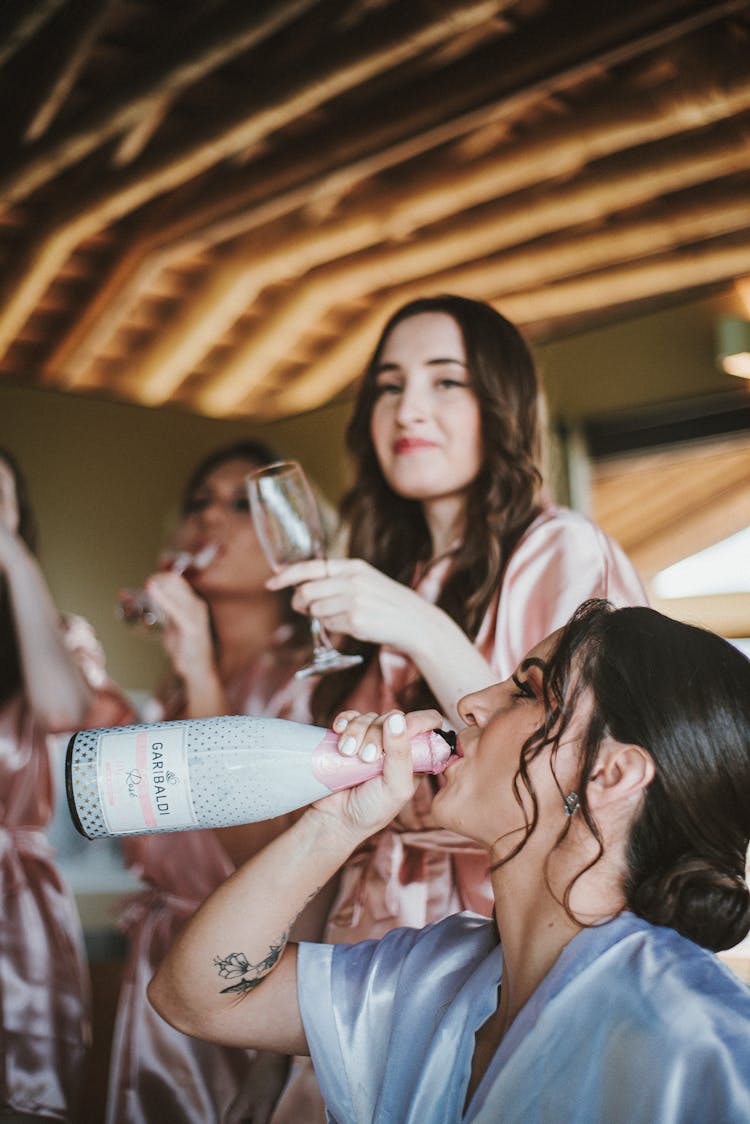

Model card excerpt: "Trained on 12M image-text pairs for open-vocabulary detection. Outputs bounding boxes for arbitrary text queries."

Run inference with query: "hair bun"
[634,857,750,952]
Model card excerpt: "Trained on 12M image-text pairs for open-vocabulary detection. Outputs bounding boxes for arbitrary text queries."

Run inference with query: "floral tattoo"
[214,935,288,995]
[213,888,320,996]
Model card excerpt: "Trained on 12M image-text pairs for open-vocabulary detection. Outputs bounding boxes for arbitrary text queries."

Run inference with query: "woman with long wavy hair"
[269,295,647,949]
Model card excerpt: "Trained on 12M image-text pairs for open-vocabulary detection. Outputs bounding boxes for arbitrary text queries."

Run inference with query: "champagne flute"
[116,543,218,631]
[247,461,363,679]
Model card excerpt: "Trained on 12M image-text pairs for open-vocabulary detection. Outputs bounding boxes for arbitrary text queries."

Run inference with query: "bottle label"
[98,725,197,834]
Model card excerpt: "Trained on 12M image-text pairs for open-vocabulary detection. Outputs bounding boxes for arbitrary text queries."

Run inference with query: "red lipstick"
[393,437,437,454]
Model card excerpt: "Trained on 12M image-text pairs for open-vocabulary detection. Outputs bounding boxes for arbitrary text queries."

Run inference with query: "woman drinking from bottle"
[150,600,750,1123]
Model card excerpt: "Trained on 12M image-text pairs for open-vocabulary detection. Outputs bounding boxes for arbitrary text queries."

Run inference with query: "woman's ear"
[586,738,655,811]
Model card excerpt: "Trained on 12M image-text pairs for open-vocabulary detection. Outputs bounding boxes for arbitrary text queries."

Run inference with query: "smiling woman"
[262,293,649,1120]
[149,600,750,1124]
[265,295,648,945]
[368,311,483,507]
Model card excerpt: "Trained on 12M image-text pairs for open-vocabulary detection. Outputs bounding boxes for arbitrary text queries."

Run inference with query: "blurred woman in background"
[0,447,127,1122]
[106,440,332,1124]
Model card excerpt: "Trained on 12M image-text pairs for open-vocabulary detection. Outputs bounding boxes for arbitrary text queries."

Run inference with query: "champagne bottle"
[66,714,456,839]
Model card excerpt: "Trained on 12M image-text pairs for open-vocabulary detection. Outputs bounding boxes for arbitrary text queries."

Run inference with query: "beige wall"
[1,288,744,692]
[0,385,353,691]
[538,290,744,420]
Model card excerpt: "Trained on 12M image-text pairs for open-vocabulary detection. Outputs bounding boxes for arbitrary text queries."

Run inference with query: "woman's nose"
[457,681,501,727]
[395,381,428,425]
[457,688,483,727]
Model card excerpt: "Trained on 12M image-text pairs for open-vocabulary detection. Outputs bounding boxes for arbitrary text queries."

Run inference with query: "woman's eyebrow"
[375,357,468,373]
[426,357,467,368]
[520,657,547,674]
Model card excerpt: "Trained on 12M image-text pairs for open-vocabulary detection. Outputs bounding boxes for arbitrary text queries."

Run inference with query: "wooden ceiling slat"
[40,18,750,390]
[593,444,750,550]
[0,0,509,372]
[496,233,750,324]
[650,593,750,639]
[112,94,174,166]
[24,0,117,143]
[196,180,750,414]
[1,0,325,203]
[0,0,69,71]
[135,101,750,410]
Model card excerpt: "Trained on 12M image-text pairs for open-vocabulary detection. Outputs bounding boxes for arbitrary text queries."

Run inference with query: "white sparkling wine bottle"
[65,714,456,839]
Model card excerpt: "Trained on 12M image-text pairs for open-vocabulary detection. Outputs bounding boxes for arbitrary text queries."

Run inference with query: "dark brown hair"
[313,295,544,722]
[0,448,38,705]
[499,599,750,952]
[180,439,282,516]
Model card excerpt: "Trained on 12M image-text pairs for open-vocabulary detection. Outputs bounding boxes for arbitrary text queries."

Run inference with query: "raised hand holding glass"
[247,461,363,678]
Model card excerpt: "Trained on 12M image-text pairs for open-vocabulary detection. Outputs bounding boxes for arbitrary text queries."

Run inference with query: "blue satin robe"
[298,911,750,1123]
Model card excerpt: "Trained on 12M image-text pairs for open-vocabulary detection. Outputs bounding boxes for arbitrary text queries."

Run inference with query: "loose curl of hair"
[496,599,750,953]
[0,448,38,706]
[313,295,544,723]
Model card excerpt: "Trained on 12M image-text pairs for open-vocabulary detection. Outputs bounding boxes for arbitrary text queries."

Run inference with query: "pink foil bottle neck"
[311,728,455,793]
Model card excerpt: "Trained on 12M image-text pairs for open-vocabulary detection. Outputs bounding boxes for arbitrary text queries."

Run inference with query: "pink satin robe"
[0,615,124,1121]
[106,628,312,1124]
[271,505,647,1124]
[323,505,648,942]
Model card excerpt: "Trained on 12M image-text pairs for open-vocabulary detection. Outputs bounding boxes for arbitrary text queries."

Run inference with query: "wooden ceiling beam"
[131,103,750,409]
[651,592,750,639]
[261,233,750,419]
[0,0,69,71]
[39,2,749,383]
[24,0,116,142]
[196,181,750,414]
[112,93,173,166]
[0,0,507,206]
[496,236,750,325]
[0,0,507,369]
[0,0,324,202]
[594,444,750,558]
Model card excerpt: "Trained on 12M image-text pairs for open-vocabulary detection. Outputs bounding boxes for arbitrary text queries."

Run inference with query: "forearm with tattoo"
[212,887,321,996]
[214,934,288,995]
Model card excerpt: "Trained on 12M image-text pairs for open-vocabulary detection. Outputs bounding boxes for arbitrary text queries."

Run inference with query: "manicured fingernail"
[340,736,357,756]
[361,743,379,763]
[333,716,348,732]
[387,712,406,734]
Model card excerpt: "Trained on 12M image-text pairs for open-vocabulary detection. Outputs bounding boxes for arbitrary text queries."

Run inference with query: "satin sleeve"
[485,507,648,679]
[297,915,498,1123]
[297,932,416,1123]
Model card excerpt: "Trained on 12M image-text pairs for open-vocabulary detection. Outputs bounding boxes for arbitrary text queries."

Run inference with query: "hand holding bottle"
[311,708,444,842]
[66,711,455,839]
